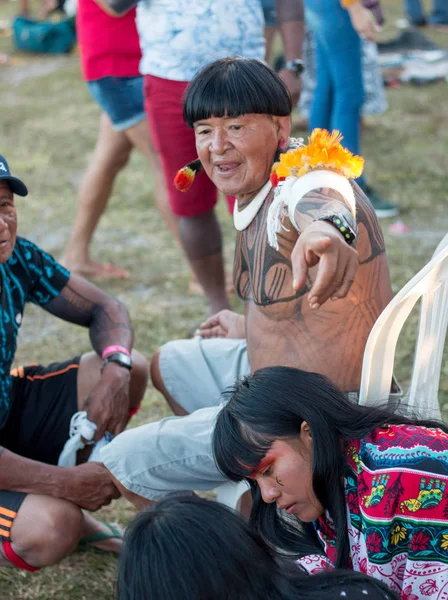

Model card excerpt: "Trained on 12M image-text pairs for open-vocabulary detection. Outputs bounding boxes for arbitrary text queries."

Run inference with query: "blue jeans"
[305,0,365,185]
[404,0,448,24]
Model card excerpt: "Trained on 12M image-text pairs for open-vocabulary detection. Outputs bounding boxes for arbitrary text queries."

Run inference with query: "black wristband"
[315,214,357,245]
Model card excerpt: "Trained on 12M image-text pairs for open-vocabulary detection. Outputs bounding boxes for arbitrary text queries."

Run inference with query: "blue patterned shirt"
[136,0,266,81]
[0,237,70,428]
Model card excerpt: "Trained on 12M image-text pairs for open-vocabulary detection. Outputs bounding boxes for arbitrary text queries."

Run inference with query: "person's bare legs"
[0,495,83,568]
[124,119,179,242]
[179,209,230,314]
[61,112,132,278]
[264,26,277,64]
[0,496,125,568]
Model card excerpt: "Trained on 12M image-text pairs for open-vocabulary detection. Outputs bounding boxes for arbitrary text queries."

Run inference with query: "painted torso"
[233,184,392,391]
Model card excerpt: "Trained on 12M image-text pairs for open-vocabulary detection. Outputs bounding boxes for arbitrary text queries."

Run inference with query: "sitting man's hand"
[195,310,246,339]
[63,462,121,511]
[291,221,359,309]
[84,364,131,440]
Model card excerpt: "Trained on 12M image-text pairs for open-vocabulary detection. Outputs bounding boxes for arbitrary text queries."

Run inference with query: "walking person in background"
[61,0,177,280]
[304,0,399,218]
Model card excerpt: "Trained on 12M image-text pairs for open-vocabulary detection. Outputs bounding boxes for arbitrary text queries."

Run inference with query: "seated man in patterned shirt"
[0,155,148,571]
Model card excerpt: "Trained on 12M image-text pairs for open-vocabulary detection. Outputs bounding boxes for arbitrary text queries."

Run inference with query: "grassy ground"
[0,0,447,597]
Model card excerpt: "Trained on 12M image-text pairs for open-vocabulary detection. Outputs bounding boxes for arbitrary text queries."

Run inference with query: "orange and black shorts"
[0,356,80,540]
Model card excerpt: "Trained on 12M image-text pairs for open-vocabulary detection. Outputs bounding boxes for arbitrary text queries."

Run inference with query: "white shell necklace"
[233,180,272,231]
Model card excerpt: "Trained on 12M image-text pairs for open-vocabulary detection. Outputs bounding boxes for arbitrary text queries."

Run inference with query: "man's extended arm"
[290,188,359,308]
[44,274,133,357]
[0,447,119,511]
[276,0,304,104]
[293,187,359,241]
[276,0,304,61]
[43,274,136,438]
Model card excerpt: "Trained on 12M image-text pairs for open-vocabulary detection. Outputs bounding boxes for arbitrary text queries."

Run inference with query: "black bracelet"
[315,214,357,245]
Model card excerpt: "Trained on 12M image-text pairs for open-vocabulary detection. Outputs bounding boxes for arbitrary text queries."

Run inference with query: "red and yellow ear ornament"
[173,159,203,192]
[270,128,364,187]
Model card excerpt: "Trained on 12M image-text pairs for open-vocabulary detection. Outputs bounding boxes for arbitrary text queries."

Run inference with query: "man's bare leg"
[61,112,132,278]
[0,495,82,568]
[124,119,180,242]
[179,209,230,314]
[0,495,126,568]
[110,475,152,512]
[150,348,187,416]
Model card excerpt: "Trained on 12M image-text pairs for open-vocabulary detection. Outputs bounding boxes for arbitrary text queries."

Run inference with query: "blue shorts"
[87,75,146,132]
[261,0,276,27]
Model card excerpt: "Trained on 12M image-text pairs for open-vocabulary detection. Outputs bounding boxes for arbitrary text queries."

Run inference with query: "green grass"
[0,0,447,597]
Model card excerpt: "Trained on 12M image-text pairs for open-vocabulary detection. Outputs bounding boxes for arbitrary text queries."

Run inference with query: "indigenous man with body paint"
[101,58,394,509]
[0,156,148,570]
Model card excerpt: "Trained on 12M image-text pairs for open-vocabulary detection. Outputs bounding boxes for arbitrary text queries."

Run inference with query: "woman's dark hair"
[116,494,398,600]
[183,57,292,128]
[213,367,447,569]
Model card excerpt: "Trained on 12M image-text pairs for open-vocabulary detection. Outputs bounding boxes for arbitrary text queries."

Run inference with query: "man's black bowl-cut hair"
[183,57,292,128]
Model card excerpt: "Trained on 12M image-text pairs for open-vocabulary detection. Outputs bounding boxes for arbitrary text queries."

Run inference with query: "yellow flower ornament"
[270,129,364,186]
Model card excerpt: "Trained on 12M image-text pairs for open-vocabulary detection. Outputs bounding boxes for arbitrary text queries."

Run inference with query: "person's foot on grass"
[60,257,130,280]
[360,183,400,219]
[79,512,124,555]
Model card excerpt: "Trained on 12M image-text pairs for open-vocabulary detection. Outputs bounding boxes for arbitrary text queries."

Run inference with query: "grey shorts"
[101,338,250,500]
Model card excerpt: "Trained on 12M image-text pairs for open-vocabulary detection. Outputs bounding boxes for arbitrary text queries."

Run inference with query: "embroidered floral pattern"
[313,425,448,598]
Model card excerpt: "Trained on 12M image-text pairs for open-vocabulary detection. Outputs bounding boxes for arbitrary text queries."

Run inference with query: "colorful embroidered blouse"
[298,425,448,599]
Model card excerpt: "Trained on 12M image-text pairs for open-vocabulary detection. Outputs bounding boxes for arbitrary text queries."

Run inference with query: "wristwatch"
[315,214,357,245]
[284,59,304,77]
[102,351,133,371]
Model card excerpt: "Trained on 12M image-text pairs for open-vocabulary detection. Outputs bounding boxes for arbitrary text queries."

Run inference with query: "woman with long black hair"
[213,366,448,598]
[116,495,397,600]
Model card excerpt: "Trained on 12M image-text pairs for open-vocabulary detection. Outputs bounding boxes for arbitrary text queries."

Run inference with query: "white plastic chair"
[217,233,448,509]
[358,233,448,420]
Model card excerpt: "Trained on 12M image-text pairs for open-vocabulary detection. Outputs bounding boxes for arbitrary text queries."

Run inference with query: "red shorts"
[143,75,235,218]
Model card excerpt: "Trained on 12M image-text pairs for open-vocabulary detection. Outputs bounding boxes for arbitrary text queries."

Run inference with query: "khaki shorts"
[101,338,250,501]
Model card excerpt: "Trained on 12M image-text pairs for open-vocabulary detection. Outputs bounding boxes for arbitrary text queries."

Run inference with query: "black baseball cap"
[0,155,28,196]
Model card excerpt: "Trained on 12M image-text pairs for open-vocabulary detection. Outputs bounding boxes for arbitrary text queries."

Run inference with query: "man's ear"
[273,115,291,145]
[300,421,313,447]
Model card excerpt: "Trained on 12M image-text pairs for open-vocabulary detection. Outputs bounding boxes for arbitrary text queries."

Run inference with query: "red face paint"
[248,455,274,479]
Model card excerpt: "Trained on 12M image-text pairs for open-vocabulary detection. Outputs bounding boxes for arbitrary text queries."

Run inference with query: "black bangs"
[213,398,274,482]
[183,58,292,128]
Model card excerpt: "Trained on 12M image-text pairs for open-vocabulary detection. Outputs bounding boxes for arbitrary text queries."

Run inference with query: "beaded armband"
[315,214,357,245]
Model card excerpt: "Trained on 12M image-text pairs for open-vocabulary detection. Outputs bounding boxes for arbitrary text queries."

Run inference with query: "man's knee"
[150,347,164,392]
[149,346,186,415]
[11,498,82,568]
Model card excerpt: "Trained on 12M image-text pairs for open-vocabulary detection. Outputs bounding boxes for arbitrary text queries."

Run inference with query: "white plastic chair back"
[358,233,448,420]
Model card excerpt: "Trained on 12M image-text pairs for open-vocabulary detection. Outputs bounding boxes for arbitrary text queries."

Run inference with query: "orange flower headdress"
[270,128,364,186]
[267,129,364,249]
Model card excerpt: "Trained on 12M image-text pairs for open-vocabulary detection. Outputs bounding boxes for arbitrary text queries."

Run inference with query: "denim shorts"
[87,75,146,132]
[261,0,277,27]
